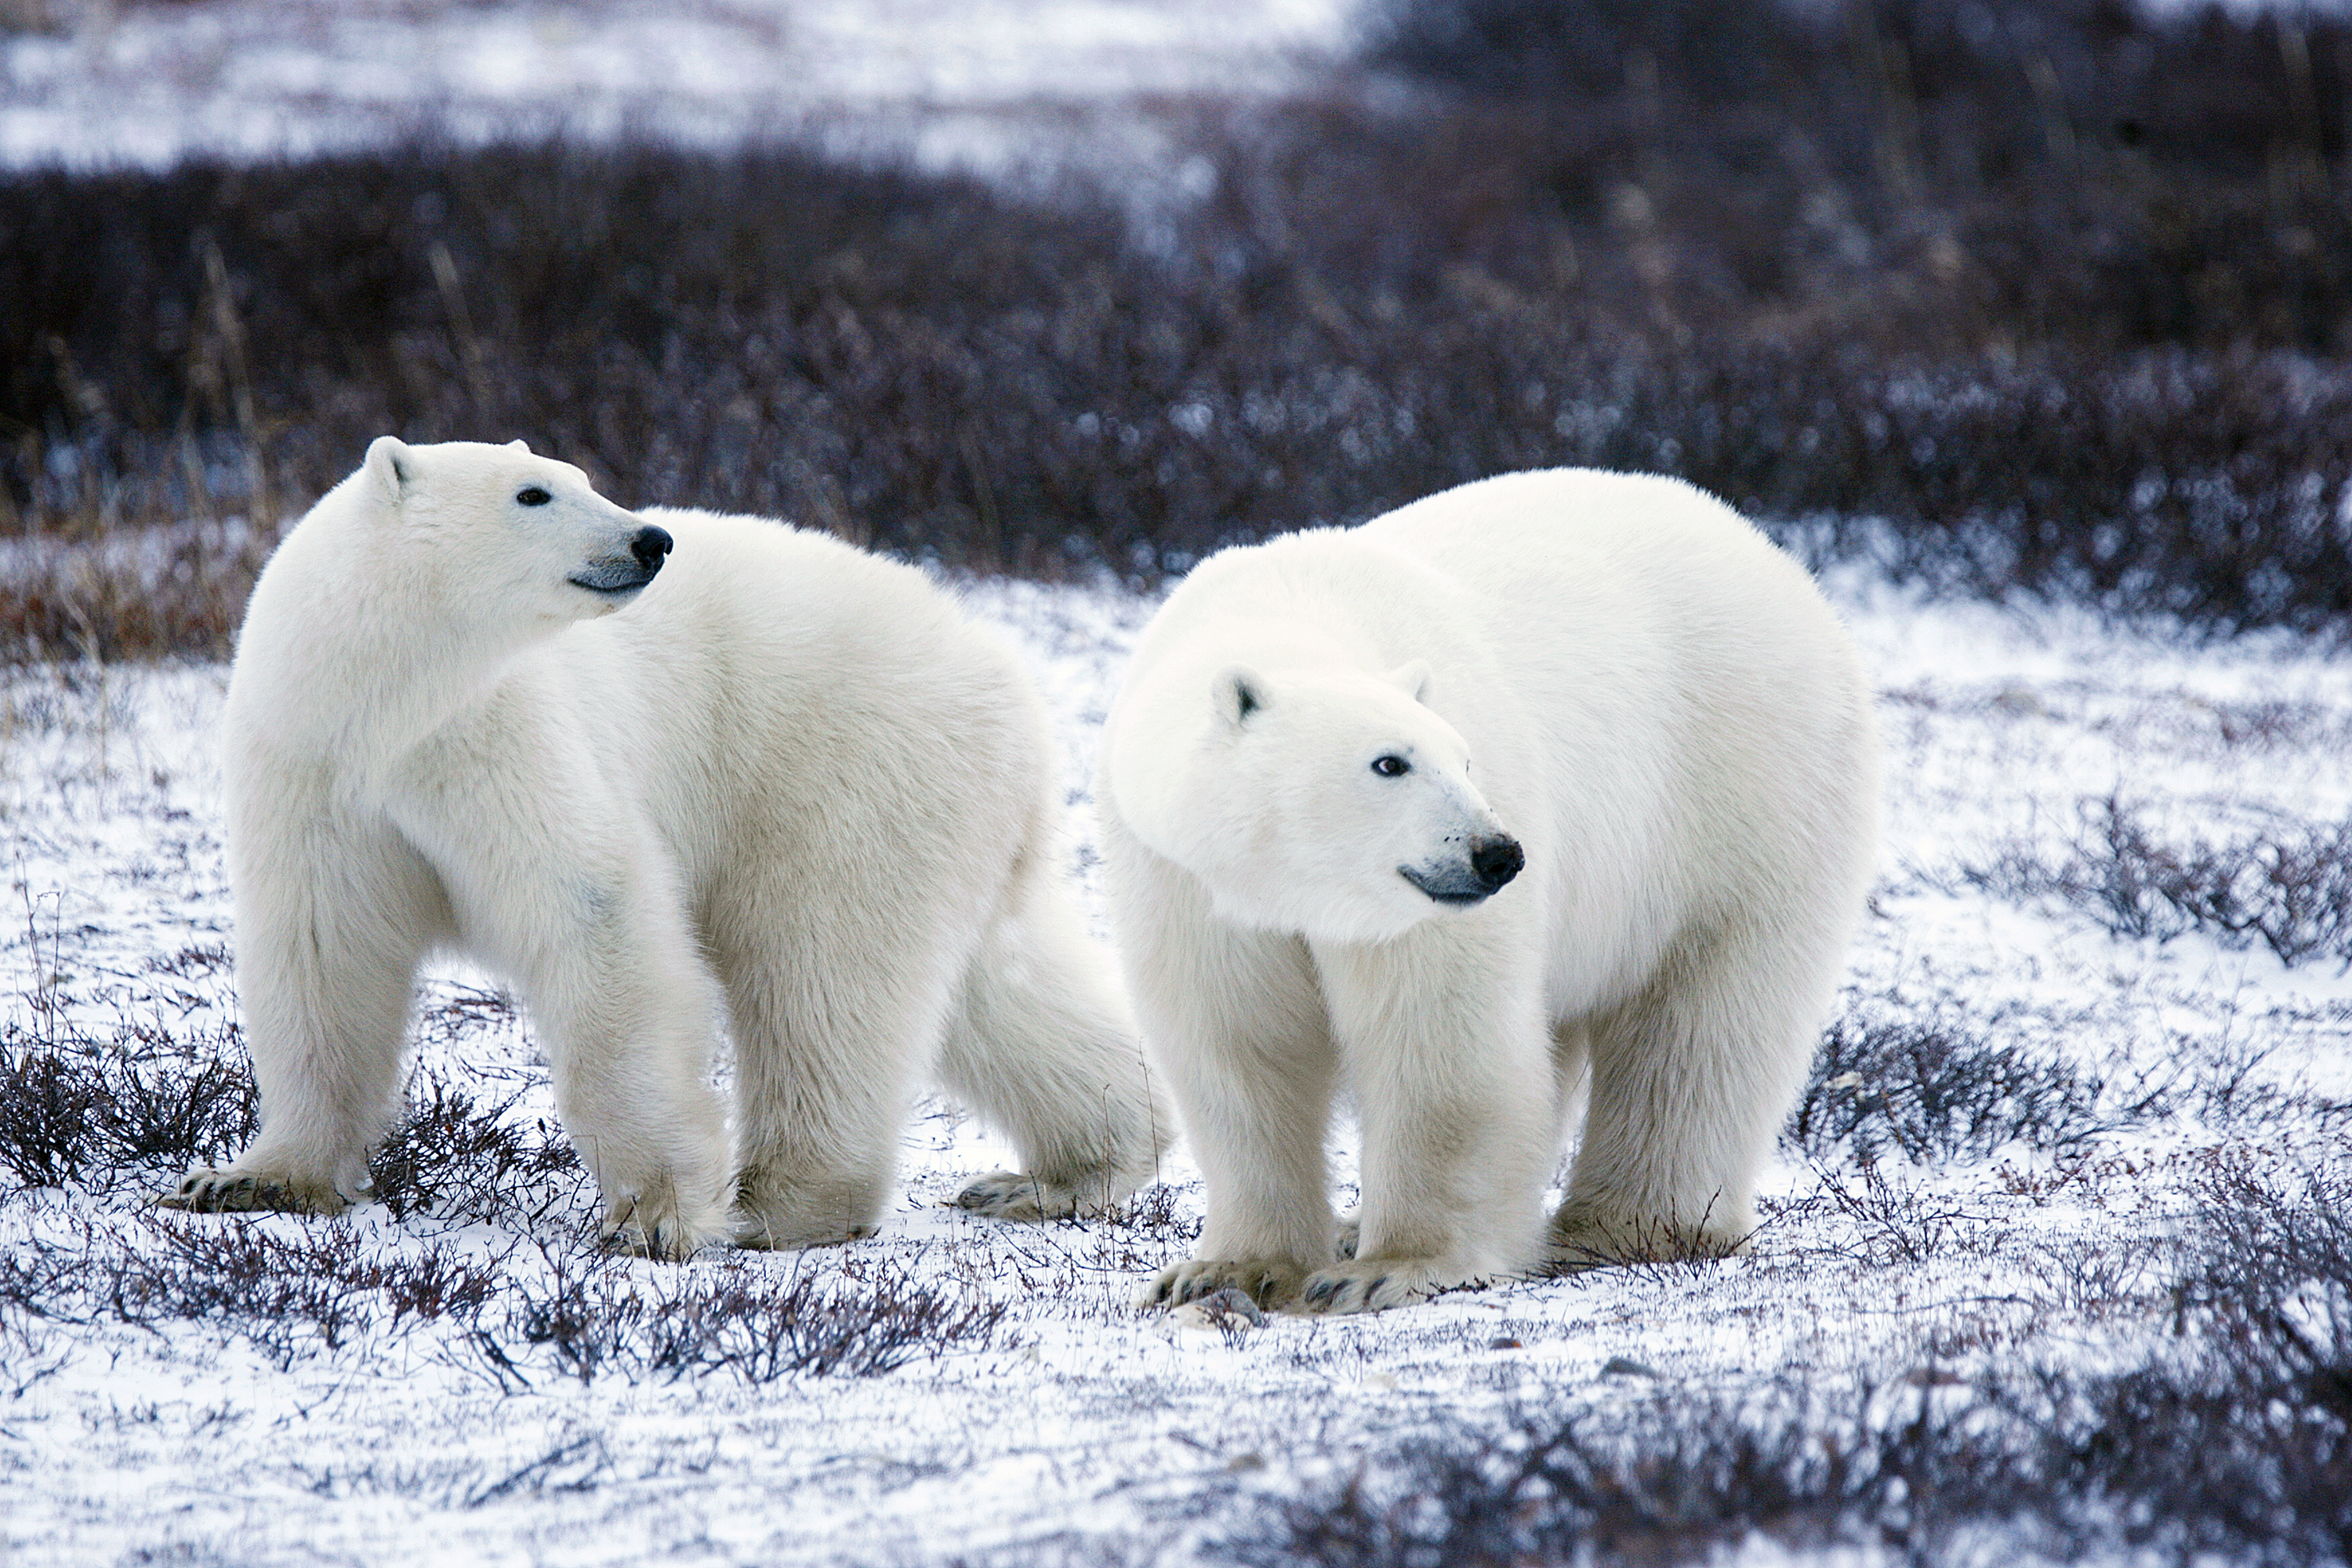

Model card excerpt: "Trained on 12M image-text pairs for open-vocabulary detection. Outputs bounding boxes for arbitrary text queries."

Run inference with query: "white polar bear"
[1100,468,1878,1313]
[167,437,1166,1256]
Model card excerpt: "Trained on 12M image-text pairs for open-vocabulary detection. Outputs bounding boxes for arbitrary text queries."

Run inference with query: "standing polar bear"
[1102,468,1878,1313]
[169,437,1166,1256]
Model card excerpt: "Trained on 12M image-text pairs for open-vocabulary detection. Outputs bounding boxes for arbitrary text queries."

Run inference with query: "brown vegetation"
[7,0,2352,658]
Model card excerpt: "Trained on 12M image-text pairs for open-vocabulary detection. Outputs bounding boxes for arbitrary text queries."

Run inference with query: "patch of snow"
[3,579,2350,1564]
[0,0,1352,181]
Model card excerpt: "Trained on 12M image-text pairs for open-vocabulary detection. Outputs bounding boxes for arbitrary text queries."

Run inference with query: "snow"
[4,574,2349,1565]
[0,0,1351,182]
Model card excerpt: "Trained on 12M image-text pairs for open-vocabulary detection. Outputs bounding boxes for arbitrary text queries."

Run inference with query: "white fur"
[1101,468,1880,1312]
[171,438,1166,1256]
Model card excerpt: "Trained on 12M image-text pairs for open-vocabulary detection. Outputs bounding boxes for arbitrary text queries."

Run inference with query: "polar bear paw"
[158,1167,348,1217]
[952,1168,1124,1222]
[1298,1258,1452,1315]
[1145,1256,1308,1312]
[728,1166,881,1253]
[731,1213,877,1252]
[599,1179,735,1261]
[1544,1210,1748,1272]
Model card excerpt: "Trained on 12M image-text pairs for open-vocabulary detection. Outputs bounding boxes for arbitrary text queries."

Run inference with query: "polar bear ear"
[1214,664,1268,728]
[365,436,413,506]
[506,439,529,452]
[1385,659,1433,704]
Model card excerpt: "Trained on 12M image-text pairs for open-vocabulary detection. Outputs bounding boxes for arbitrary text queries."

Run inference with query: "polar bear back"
[530,507,1051,909]
[1397,470,1874,1014]
[1358,469,1869,815]
[1375,470,1875,1009]
[1118,466,1875,1024]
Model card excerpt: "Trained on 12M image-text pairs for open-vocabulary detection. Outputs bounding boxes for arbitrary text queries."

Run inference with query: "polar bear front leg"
[1305,930,1554,1313]
[165,822,441,1217]
[393,768,734,1260]
[1145,1000,1335,1308]
[1147,1018,1334,1307]
[1114,862,1341,1308]
[523,890,735,1261]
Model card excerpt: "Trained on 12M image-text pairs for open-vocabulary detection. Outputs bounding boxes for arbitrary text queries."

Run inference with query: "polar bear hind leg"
[711,893,965,1250]
[1548,922,1822,1266]
[939,842,1170,1221]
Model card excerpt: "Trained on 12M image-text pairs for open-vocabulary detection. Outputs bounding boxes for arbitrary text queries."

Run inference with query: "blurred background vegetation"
[7,0,2352,656]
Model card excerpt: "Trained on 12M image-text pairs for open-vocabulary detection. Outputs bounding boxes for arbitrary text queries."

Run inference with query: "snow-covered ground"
[3,572,2348,1565]
[0,0,1348,183]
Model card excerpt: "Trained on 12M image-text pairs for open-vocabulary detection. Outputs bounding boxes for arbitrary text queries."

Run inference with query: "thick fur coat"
[172,437,1165,1254]
[1100,468,1879,1312]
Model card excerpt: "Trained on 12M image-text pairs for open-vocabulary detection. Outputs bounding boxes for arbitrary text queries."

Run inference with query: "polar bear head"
[1112,659,1525,944]
[357,436,671,627]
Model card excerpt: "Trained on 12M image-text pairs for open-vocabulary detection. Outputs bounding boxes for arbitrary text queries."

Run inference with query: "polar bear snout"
[630,524,674,572]
[1471,834,1525,891]
[570,524,674,595]
[1401,833,1523,906]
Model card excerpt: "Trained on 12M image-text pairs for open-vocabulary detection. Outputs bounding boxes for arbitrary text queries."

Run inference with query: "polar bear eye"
[1371,754,1410,778]
[516,486,553,506]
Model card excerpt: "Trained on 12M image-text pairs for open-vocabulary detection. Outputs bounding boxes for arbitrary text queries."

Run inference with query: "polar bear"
[166,437,1166,1256]
[1101,468,1878,1312]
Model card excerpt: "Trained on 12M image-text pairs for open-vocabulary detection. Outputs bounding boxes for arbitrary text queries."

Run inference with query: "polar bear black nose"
[1470,835,1524,893]
[631,526,673,572]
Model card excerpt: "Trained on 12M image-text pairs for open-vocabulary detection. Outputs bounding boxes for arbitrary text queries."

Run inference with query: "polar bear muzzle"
[1400,833,1524,905]
[569,524,674,595]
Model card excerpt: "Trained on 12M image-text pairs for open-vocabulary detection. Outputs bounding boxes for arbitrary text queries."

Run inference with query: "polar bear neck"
[227,485,564,777]
[1104,614,1385,883]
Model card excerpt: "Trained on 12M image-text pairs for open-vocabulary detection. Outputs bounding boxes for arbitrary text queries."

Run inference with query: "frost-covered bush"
[1966,797,2352,969]
[1232,1163,2352,1567]
[1785,1013,2110,1166]
[0,1021,256,1189]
